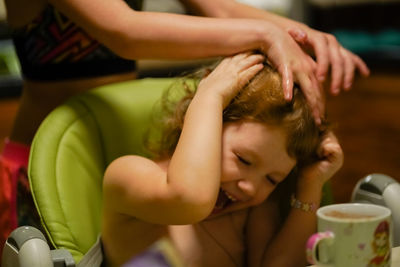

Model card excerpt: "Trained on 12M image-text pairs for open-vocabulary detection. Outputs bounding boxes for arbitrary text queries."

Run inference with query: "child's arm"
[246,131,343,267]
[103,53,264,225]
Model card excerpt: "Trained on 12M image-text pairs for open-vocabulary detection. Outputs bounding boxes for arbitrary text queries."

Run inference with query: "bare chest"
[169,210,248,267]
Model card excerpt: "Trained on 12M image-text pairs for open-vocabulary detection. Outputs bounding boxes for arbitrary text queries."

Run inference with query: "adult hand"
[288,26,370,95]
[262,26,324,125]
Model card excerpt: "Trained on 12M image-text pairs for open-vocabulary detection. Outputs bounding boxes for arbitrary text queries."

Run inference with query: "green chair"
[2,77,176,267]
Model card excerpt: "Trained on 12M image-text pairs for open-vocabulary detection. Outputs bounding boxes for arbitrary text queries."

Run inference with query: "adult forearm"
[50,0,270,59]
[189,0,304,30]
[109,12,272,60]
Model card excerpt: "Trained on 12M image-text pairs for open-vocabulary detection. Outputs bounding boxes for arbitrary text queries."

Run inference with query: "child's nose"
[237,179,257,198]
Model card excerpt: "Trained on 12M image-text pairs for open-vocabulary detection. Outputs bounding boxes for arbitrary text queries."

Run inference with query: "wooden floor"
[0,67,399,204]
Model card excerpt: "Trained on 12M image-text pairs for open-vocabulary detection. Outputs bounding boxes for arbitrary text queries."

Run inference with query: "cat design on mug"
[368,221,391,267]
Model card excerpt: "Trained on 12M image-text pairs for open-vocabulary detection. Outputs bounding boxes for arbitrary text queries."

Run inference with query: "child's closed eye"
[266,175,277,185]
[236,154,251,166]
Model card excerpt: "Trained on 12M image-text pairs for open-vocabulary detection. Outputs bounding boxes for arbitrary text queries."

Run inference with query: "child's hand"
[197,52,264,108]
[297,131,343,190]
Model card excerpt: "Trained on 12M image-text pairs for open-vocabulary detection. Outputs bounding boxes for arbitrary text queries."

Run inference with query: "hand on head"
[258,25,324,125]
[197,52,265,108]
[297,131,344,189]
[288,27,370,94]
[264,25,369,126]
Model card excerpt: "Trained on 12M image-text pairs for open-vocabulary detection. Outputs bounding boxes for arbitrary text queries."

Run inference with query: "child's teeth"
[224,190,237,202]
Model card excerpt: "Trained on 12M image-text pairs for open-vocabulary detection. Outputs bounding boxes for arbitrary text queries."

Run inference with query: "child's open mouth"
[212,188,238,214]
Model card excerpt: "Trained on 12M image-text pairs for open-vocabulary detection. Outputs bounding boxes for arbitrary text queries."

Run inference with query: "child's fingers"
[317,133,343,166]
[321,142,342,160]
[236,63,264,89]
[226,52,253,66]
[232,53,265,71]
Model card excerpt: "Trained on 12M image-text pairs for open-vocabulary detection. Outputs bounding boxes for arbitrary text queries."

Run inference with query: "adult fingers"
[279,64,294,101]
[341,48,356,91]
[314,74,325,119]
[310,73,325,122]
[311,35,330,83]
[307,54,319,74]
[340,49,370,91]
[326,34,344,95]
[296,72,322,125]
[288,28,308,45]
[352,53,370,77]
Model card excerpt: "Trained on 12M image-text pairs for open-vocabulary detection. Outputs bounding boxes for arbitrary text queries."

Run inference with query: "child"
[101,53,343,267]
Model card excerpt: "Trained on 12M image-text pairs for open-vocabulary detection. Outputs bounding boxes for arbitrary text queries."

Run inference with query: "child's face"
[212,120,296,216]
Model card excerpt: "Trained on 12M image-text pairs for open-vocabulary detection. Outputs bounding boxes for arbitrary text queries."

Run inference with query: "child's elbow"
[176,208,212,224]
[187,200,215,222]
[169,189,216,224]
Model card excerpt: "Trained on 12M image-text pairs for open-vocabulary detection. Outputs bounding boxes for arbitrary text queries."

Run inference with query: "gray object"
[2,226,75,267]
[351,173,400,247]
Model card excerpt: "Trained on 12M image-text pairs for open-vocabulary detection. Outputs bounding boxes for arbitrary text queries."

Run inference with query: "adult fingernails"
[318,75,325,82]
[285,91,291,100]
[332,87,340,95]
[284,79,291,100]
[296,31,306,40]
[344,82,352,90]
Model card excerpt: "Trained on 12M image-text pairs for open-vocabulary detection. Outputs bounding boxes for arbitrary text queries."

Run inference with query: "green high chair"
[2,77,333,267]
[2,77,176,267]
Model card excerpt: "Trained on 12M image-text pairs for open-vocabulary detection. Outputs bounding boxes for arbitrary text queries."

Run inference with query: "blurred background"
[0,0,399,204]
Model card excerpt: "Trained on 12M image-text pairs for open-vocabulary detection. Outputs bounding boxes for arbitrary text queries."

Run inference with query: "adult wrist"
[254,21,279,51]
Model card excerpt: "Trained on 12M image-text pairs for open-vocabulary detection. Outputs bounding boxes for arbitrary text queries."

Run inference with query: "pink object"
[306,231,335,264]
[0,138,30,256]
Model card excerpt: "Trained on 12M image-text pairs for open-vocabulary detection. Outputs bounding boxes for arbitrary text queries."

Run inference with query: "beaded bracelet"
[290,194,317,212]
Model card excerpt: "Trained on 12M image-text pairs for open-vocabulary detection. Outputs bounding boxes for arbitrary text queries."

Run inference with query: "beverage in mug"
[324,210,376,220]
[306,203,392,267]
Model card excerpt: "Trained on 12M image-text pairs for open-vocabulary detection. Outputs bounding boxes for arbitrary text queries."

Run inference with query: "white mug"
[306,203,392,267]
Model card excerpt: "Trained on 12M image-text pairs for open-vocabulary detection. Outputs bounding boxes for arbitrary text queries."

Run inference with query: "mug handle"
[306,231,335,265]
